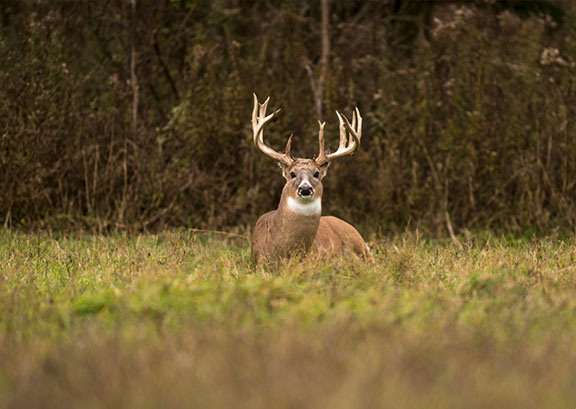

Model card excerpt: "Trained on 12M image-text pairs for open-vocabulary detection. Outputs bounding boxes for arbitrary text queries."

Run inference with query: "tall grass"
[1,230,576,408]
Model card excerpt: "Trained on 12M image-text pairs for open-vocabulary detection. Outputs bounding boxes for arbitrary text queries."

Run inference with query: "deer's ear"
[318,161,330,177]
[278,162,289,177]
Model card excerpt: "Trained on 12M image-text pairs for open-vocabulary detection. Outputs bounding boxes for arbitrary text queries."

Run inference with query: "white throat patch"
[287,197,321,216]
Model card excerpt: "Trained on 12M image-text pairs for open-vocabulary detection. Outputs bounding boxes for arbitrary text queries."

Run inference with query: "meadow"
[2,3,576,407]
[1,229,576,409]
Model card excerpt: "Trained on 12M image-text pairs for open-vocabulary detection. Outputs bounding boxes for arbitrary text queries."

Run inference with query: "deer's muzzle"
[297,182,314,197]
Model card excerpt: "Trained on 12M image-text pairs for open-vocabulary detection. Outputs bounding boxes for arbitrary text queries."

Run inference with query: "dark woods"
[0,0,575,234]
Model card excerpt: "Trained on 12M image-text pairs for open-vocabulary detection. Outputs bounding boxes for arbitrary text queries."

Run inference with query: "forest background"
[1,0,575,236]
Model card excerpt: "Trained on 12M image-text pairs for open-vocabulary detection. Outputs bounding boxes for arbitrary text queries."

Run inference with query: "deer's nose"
[298,184,314,197]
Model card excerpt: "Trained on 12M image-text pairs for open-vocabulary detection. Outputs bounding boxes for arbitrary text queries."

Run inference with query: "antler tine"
[354,107,362,140]
[252,94,277,144]
[316,121,327,163]
[350,109,356,146]
[285,134,293,157]
[316,108,362,164]
[341,108,361,147]
[336,111,347,150]
[251,93,266,133]
[251,93,293,166]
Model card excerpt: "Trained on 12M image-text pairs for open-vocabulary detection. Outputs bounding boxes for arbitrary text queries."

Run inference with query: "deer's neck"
[272,193,322,256]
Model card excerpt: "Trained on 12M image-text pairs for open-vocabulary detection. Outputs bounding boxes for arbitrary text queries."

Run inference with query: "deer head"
[251,94,362,213]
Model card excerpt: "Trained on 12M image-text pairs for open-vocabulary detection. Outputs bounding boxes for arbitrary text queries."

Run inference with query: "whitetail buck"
[251,94,373,263]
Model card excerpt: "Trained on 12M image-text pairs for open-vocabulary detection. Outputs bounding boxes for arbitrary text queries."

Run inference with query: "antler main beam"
[252,94,293,166]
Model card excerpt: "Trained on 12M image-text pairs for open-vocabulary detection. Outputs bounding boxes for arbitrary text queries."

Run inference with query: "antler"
[315,107,362,165]
[252,93,294,166]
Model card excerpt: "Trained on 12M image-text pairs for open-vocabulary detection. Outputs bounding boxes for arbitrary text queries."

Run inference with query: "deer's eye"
[290,172,297,179]
[313,171,320,178]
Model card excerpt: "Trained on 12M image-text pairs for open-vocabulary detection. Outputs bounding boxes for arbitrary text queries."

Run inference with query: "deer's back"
[313,216,372,261]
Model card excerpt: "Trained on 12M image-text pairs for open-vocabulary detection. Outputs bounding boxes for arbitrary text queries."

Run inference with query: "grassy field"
[1,229,576,409]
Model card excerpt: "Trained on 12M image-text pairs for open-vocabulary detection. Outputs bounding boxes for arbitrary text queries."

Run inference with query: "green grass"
[1,229,576,408]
